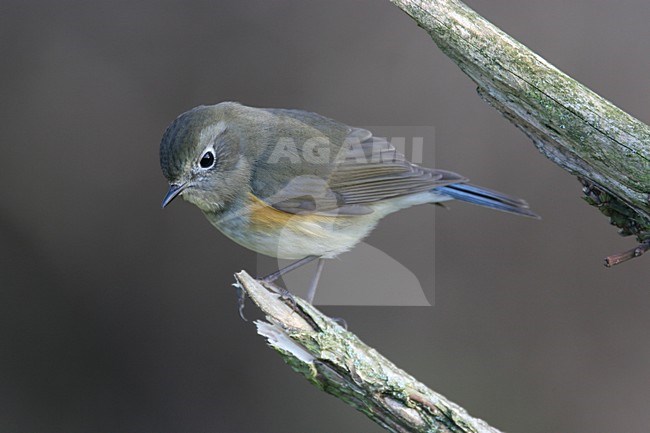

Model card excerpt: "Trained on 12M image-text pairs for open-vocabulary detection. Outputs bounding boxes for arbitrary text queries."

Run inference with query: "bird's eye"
[199,151,215,169]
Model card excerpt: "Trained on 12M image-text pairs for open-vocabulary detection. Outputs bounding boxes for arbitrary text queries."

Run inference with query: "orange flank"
[246,192,352,237]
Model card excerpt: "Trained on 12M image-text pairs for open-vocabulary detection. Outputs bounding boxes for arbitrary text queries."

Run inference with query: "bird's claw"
[277,286,298,310]
[257,278,298,311]
[331,317,348,330]
[233,281,247,321]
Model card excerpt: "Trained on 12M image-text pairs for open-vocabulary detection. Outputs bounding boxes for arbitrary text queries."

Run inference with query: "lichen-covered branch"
[234,270,504,433]
[389,0,650,265]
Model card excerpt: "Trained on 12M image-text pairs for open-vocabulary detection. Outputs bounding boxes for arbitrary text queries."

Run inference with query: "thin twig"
[605,241,650,267]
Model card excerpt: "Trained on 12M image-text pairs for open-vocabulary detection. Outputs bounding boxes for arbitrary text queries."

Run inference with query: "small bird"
[160,102,537,304]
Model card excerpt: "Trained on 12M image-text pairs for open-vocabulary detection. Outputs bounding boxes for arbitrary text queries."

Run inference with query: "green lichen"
[395,0,650,239]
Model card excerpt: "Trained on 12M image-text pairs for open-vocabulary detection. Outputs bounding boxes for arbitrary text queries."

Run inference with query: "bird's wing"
[249,110,465,215]
[326,128,465,206]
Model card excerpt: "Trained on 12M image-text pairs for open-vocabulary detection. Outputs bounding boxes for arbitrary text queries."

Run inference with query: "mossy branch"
[389,0,650,265]
[235,270,503,433]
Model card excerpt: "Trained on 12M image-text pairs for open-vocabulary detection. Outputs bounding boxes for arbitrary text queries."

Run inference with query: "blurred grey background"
[2,1,650,432]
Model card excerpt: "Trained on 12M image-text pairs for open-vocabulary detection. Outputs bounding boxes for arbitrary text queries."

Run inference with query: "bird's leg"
[305,258,325,304]
[236,256,316,320]
[258,255,320,306]
[256,257,347,327]
[260,255,319,283]
[305,259,347,327]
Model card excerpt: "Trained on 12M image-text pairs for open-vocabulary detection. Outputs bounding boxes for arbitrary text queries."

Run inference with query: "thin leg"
[305,258,325,304]
[260,255,319,283]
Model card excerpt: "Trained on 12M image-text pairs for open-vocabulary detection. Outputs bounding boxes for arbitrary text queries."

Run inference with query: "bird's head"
[159,103,251,213]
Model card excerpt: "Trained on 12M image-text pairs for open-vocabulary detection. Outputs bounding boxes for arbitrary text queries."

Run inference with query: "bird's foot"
[233,281,248,321]
[330,317,348,330]
[257,278,298,311]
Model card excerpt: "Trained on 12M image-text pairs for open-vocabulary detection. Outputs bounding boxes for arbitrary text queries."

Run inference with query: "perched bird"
[160,102,537,303]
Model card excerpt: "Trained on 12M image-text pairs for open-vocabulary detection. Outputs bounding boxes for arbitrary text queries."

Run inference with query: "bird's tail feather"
[437,184,540,218]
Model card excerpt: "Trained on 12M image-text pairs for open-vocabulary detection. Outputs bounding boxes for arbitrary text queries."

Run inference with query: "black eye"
[200,151,215,168]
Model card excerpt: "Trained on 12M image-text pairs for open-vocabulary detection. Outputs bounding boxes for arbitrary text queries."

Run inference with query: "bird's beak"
[161,183,187,208]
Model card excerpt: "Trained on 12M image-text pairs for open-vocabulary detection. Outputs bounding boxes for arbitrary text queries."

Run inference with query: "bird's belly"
[203,191,445,259]
[204,196,379,259]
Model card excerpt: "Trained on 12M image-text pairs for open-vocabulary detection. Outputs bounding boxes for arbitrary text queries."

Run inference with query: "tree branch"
[235,270,503,433]
[389,0,650,265]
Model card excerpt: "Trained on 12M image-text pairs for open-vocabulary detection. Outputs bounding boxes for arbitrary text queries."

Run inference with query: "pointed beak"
[161,183,187,208]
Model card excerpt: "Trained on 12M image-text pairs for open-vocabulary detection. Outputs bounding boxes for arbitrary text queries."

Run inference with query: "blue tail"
[436,183,539,218]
